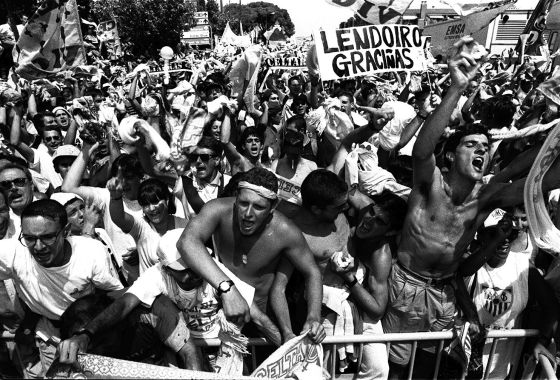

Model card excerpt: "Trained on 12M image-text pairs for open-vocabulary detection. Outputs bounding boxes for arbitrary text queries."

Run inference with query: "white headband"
[238,181,278,201]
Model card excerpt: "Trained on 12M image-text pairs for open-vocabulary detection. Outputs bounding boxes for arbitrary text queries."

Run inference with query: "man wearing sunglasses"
[0,164,34,235]
[0,199,123,377]
[181,136,230,216]
[11,123,74,189]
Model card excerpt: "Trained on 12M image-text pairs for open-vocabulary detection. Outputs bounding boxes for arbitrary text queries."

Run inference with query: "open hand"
[449,37,487,91]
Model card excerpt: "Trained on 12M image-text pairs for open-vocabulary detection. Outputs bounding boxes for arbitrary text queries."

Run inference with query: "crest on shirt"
[481,285,513,318]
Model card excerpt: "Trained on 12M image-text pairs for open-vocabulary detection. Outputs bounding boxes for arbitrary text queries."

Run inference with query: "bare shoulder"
[199,197,235,217]
[270,211,306,244]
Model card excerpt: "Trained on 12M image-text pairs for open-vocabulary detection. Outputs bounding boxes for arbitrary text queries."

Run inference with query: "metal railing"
[2,329,556,379]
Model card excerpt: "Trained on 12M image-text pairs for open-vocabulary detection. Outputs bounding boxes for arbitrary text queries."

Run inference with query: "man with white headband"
[177,167,325,343]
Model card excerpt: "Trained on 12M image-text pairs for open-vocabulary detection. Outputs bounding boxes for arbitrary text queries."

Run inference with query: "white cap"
[50,192,84,207]
[52,145,80,162]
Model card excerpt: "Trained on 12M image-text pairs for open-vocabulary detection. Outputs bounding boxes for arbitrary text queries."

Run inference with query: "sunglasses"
[44,136,61,142]
[0,178,28,189]
[188,153,216,162]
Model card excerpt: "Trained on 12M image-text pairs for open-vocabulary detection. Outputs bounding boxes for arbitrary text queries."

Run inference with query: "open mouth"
[472,157,484,172]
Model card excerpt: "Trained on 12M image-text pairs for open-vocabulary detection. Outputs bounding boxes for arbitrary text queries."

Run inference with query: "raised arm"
[327,108,394,176]
[413,37,484,188]
[220,110,245,168]
[177,200,250,325]
[281,224,325,343]
[106,176,134,233]
[61,141,103,200]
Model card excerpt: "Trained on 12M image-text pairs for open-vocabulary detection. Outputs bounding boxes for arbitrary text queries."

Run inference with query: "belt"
[396,261,454,288]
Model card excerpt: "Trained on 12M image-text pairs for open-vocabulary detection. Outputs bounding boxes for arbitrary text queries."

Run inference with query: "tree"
[206,0,220,33]
[213,1,294,38]
[91,0,195,56]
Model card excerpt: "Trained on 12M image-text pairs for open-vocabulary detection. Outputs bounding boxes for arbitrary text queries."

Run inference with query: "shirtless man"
[383,36,560,372]
[177,167,325,342]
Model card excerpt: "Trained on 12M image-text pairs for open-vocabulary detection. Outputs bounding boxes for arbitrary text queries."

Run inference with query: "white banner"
[323,0,415,24]
[251,333,323,378]
[313,24,426,81]
[422,2,515,58]
[440,0,516,16]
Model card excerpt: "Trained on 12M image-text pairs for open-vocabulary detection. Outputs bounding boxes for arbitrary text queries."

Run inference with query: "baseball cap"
[50,192,84,207]
[52,145,80,163]
[157,228,189,271]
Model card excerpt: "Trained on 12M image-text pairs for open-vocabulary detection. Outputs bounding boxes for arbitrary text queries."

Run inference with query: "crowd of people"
[1,9,560,379]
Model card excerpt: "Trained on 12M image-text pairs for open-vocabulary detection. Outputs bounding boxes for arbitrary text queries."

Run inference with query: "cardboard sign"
[313,24,426,80]
[423,1,514,58]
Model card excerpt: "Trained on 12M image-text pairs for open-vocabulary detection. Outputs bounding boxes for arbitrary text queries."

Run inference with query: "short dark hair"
[301,169,348,210]
[238,127,263,150]
[41,126,62,139]
[285,115,307,132]
[443,123,490,166]
[488,96,516,128]
[197,135,223,156]
[138,178,176,215]
[288,75,302,86]
[110,154,143,179]
[239,167,278,194]
[21,199,68,229]
[369,191,408,231]
[0,163,32,181]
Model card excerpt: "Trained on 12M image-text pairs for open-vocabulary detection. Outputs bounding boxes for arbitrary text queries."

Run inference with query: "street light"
[160,46,174,85]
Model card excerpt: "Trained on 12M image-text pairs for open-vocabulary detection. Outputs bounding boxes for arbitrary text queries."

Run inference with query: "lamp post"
[160,46,174,85]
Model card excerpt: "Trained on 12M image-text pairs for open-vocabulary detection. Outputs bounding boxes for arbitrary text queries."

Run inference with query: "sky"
[231,0,537,37]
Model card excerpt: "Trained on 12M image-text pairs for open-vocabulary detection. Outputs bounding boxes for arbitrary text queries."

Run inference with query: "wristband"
[72,328,94,341]
[345,276,358,290]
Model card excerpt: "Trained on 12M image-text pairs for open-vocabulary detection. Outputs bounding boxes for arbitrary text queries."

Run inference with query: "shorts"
[381,262,456,366]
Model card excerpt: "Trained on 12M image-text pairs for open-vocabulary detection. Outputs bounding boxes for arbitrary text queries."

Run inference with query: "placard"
[313,24,426,80]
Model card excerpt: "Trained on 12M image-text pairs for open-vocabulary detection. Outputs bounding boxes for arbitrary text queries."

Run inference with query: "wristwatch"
[217,280,235,296]
[72,328,94,341]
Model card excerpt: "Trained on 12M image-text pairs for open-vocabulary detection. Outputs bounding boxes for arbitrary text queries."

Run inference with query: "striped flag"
[12,0,86,80]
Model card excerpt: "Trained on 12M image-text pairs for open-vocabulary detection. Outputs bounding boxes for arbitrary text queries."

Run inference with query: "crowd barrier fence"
[1,329,556,380]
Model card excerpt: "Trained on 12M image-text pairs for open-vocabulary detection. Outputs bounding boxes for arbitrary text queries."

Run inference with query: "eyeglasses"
[44,136,61,143]
[188,153,216,162]
[19,229,64,247]
[0,178,28,190]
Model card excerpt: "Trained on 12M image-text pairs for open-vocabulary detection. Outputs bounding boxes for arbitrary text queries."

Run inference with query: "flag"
[423,1,515,58]
[440,0,516,16]
[13,0,86,80]
[323,0,414,24]
[518,0,553,55]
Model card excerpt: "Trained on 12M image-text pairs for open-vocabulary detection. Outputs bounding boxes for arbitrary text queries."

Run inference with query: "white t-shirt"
[31,145,63,189]
[77,187,143,262]
[127,260,254,338]
[128,263,220,339]
[0,236,123,320]
[129,215,188,273]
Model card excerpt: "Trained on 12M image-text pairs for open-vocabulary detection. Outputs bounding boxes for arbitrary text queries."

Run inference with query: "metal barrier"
[1,329,556,379]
